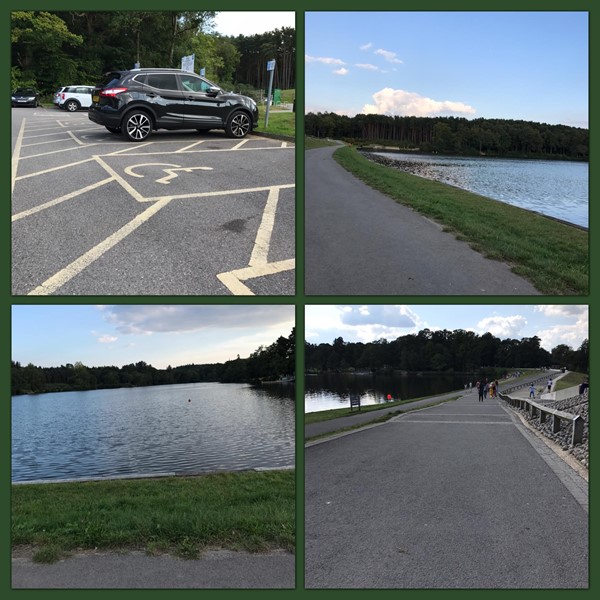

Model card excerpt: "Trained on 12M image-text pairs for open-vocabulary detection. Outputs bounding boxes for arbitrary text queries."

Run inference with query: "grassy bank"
[305,135,340,149]
[255,111,295,137]
[554,371,588,391]
[333,146,588,295]
[12,470,294,563]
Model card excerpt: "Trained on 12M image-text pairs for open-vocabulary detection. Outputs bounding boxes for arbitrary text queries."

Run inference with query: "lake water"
[305,372,471,413]
[371,152,588,228]
[12,382,295,483]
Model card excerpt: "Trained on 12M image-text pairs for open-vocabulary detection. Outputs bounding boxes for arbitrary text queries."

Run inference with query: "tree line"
[306,329,588,375]
[11,11,295,98]
[305,112,588,160]
[12,329,295,395]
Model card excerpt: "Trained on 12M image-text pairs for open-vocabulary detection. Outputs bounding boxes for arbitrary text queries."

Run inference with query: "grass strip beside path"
[12,470,294,563]
[255,111,295,137]
[554,371,588,391]
[333,146,588,295]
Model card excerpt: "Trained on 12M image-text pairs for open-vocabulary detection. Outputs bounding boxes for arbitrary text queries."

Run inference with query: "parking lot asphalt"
[11,107,295,296]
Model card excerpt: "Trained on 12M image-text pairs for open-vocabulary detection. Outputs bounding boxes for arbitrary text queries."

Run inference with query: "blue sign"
[267,60,276,71]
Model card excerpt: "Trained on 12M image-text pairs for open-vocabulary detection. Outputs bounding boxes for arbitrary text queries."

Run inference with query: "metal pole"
[265,59,275,128]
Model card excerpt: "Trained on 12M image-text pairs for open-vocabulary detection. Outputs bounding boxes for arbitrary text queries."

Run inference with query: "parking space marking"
[176,140,205,153]
[94,156,147,202]
[250,186,281,266]
[22,137,75,148]
[12,118,26,193]
[21,144,104,160]
[12,177,114,222]
[15,158,97,182]
[27,198,173,296]
[231,139,249,150]
[107,142,154,155]
[145,183,295,203]
[217,259,295,296]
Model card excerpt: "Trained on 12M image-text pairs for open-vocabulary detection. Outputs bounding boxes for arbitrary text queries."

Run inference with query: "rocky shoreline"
[504,394,589,468]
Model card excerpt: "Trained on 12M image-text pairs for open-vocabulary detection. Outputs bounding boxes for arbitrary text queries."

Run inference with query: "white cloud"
[534,306,588,350]
[100,305,293,335]
[334,67,350,76]
[305,54,345,66]
[362,87,476,117]
[355,63,379,71]
[360,42,373,50]
[97,334,118,344]
[340,305,416,328]
[477,315,527,338]
[374,48,403,64]
[214,11,294,36]
[534,305,588,318]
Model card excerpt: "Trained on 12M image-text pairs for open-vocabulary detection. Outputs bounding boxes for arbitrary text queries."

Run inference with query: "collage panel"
[304,11,588,296]
[11,10,296,297]
[11,304,296,588]
[304,304,589,588]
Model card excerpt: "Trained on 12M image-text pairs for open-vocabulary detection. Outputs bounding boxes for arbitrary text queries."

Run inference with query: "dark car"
[12,88,39,108]
[88,68,259,141]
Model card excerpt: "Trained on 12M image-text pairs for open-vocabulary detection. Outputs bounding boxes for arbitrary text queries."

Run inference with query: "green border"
[5,0,595,597]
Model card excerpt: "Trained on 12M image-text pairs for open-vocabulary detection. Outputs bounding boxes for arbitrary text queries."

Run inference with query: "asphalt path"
[11,107,295,296]
[305,391,588,588]
[12,549,294,589]
[305,145,540,295]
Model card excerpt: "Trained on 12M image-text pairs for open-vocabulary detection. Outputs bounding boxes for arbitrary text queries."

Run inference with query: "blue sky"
[305,11,588,127]
[12,305,295,369]
[305,305,588,352]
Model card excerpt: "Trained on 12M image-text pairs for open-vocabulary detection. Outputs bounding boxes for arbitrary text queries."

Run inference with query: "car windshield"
[14,88,36,94]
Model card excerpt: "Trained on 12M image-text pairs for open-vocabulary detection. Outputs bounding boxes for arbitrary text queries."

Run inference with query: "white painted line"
[107,145,294,158]
[217,259,295,295]
[15,158,96,182]
[216,272,255,295]
[231,139,248,150]
[22,137,75,148]
[22,131,78,140]
[11,118,26,193]
[124,162,181,179]
[12,177,114,222]
[27,198,172,296]
[67,130,86,146]
[250,187,279,266]
[107,141,154,155]
[20,144,103,160]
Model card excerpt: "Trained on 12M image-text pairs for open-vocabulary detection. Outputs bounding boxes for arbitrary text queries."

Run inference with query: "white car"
[53,87,66,106]
[58,85,95,111]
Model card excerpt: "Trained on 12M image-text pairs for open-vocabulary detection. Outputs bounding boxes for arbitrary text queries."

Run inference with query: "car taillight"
[100,87,128,97]
[61,93,65,99]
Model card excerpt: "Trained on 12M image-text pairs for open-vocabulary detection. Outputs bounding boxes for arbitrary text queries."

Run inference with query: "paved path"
[305,145,540,295]
[12,549,294,589]
[305,391,588,588]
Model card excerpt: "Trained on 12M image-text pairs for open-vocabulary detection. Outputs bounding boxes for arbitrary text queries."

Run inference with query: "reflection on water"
[372,152,588,228]
[305,372,470,413]
[12,382,294,482]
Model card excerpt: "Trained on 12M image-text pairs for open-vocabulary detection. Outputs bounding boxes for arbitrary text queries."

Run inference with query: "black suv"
[88,68,259,141]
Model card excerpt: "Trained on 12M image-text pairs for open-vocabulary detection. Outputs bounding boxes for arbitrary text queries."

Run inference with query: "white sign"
[181,54,195,73]
[267,60,276,71]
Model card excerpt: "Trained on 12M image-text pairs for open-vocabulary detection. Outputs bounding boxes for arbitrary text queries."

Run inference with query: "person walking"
[478,381,484,402]
[529,384,535,399]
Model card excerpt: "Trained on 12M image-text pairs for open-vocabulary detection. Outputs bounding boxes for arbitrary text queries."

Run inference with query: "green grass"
[255,111,295,138]
[554,371,588,392]
[12,470,295,563]
[333,146,588,295]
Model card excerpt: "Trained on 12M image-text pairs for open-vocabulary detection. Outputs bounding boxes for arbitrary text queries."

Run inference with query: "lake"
[371,151,588,228]
[305,372,472,413]
[12,382,295,483]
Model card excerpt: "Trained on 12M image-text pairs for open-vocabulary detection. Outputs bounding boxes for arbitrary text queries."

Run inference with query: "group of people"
[475,379,499,402]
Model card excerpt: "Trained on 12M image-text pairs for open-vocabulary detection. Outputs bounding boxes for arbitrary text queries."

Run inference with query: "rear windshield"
[96,72,124,88]
[14,88,36,94]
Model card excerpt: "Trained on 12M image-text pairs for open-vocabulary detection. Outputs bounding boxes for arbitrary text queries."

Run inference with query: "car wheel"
[105,126,122,134]
[225,111,251,138]
[65,100,79,112]
[122,111,152,142]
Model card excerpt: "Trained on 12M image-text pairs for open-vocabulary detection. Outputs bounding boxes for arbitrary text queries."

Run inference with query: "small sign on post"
[350,393,361,412]
[181,53,195,73]
[265,59,276,128]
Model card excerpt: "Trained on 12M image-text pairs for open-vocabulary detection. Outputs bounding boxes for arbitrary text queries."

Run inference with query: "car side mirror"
[206,86,221,97]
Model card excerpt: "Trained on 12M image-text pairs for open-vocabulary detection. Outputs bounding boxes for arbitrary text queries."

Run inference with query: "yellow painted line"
[231,139,249,150]
[124,163,181,179]
[12,177,114,222]
[93,156,147,203]
[12,118,26,193]
[145,183,295,203]
[23,131,75,139]
[104,145,294,158]
[106,142,154,155]
[27,198,172,296]
[22,137,75,148]
[176,140,205,153]
[67,130,86,146]
[249,187,280,266]
[15,158,96,181]
[217,259,295,296]
[19,145,103,160]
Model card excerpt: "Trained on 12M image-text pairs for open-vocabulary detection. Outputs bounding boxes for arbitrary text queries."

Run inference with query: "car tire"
[65,100,80,112]
[225,110,251,138]
[105,126,122,134]
[122,111,152,142]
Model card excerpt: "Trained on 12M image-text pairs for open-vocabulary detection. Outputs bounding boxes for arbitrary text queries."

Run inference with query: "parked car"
[88,68,258,141]
[58,85,95,111]
[53,86,66,106]
[12,88,39,108]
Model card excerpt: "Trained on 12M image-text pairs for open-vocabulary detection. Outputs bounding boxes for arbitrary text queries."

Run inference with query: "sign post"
[265,59,276,128]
